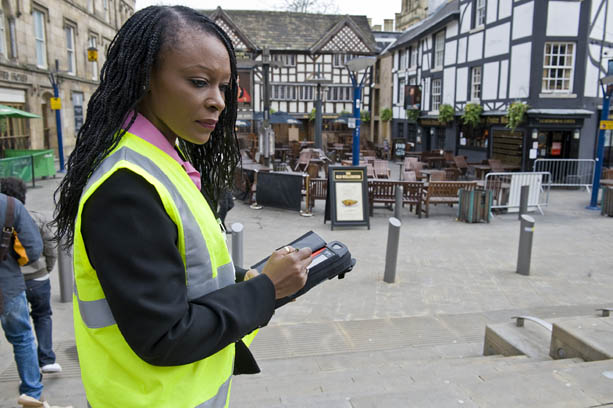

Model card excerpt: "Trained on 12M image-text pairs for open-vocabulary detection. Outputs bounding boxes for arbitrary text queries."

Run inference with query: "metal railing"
[484,172,551,215]
[533,159,595,192]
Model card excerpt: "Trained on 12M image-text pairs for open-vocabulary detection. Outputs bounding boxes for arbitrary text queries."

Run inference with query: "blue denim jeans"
[0,291,43,399]
[26,279,56,367]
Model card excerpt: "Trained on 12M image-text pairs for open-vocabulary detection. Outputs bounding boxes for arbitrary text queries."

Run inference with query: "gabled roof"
[202,8,377,53]
[389,0,459,51]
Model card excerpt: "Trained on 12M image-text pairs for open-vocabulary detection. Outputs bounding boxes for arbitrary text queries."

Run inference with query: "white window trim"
[542,42,576,94]
[475,0,486,28]
[471,66,482,101]
[33,9,48,69]
[434,31,444,69]
[65,25,76,75]
[431,78,442,111]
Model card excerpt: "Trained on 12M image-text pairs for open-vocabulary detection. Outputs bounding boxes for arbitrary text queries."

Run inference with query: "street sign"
[347,118,356,128]
[600,120,613,130]
[50,97,61,110]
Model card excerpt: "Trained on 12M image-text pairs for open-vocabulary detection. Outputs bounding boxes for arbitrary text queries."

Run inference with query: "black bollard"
[516,214,535,276]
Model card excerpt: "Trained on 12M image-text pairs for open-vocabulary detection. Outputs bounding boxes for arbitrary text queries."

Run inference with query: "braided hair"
[53,6,240,246]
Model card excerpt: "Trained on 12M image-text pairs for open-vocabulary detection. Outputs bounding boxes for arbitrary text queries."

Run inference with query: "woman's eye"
[191,79,208,88]
[219,84,230,94]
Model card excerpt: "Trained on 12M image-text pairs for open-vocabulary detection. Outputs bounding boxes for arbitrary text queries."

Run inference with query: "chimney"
[373,24,382,31]
[368,18,372,27]
[384,19,394,32]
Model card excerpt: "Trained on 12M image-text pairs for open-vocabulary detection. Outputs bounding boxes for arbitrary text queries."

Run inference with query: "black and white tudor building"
[205,8,377,143]
[388,0,613,170]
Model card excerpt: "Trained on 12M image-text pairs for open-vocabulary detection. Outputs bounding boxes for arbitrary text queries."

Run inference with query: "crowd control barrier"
[484,172,551,215]
[533,159,594,192]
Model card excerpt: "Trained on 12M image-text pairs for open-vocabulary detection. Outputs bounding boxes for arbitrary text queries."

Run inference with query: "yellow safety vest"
[73,131,246,407]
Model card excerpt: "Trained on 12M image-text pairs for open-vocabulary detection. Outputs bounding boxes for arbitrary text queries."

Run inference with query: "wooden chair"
[366,163,375,179]
[374,160,391,179]
[429,170,446,181]
[444,167,460,181]
[402,170,417,182]
[488,159,505,173]
[602,168,613,179]
[453,155,469,178]
[404,157,419,170]
[294,150,311,172]
[306,162,320,179]
[308,178,327,212]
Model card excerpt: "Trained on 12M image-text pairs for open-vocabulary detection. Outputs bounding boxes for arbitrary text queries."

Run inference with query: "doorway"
[536,130,578,159]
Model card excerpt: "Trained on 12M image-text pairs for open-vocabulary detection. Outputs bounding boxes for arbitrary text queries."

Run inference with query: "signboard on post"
[600,120,613,130]
[325,166,369,230]
[50,97,61,110]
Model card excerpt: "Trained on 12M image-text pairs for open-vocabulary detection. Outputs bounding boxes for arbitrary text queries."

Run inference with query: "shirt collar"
[122,112,202,190]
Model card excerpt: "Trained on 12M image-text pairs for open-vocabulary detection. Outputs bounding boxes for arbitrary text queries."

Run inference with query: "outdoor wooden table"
[274,147,290,162]
[420,169,445,182]
[601,179,613,187]
[471,164,491,179]
[424,156,445,169]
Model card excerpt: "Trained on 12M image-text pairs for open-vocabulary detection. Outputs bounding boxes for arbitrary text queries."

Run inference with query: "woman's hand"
[261,246,312,299]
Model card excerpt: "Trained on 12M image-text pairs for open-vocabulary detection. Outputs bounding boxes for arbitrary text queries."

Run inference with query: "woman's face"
[139,28,231,145]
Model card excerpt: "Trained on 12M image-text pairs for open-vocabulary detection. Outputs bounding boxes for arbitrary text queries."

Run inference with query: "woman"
[53,6,311,407]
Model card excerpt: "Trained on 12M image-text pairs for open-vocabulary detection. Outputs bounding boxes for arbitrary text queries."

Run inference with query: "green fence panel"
[4,149,56,178]
[0,156,34,183]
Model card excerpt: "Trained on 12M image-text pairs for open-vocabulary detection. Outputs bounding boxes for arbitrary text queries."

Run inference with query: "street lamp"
[345,56,376,165]
[307,63,332,150]
[587,59,613,209]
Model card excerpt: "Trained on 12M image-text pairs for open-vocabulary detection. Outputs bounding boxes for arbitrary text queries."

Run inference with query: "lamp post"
[345,56,376,165]
[307,63,332,150]
[588,60,613,210]
[48,59,65,171]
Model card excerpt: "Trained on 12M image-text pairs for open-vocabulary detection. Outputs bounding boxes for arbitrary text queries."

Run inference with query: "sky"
[134,0,400,29]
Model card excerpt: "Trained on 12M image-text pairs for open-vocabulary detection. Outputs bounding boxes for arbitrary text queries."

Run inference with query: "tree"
[278,0,339,14]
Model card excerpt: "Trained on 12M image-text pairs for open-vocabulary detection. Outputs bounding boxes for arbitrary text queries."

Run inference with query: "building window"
[299,85,314,100]
[432,79,442,111]
[87,0,94,13]
[33,9,47,68]
[327,86,351,102]
[65,25,76,75]
[398,79,405,106]
[72,92,84,133]
[333,54,354,68]
[542,42,575,93]
[0,10,6,58]
[272,54,295,67]
[474,0,486,27]
[433,31,444,69]
[272,85,297,100]
[410,45,418,68]
[471,66,481,100]
[103,0,110,22]
[89,35,99,81]
[8,18,16,58]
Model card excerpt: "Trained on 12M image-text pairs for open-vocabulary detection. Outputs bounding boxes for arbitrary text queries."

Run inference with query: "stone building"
[0,0,134,159]
[395,0,429,31]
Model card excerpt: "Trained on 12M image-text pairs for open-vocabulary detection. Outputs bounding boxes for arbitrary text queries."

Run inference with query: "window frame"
[433,31,445,69]
[471,66,482,101]
[474,0,486,28]
[410,45,418,68]
[65,24,77,75]
[33,8,48,69]
[431,78,442,111]
[542,42,576,94]
[0,10,6,58]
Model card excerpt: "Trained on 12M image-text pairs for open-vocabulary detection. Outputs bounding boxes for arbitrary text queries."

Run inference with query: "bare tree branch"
[277,0,339,14]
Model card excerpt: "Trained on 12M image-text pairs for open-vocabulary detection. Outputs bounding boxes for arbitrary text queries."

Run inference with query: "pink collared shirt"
[122,112,202,191]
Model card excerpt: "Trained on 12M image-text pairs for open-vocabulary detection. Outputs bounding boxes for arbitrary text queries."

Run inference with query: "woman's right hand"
[261,246,312,299]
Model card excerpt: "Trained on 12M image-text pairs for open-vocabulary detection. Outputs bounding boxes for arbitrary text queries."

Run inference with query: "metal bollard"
[383,217,401,283]
[231,222,244,269]
[394,185,403,220]
[57,242,73,303]
[516,214,535,276]
[518,185,529,220]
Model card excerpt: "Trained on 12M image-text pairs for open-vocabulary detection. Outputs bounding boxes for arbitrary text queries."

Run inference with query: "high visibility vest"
[73,131,241,408]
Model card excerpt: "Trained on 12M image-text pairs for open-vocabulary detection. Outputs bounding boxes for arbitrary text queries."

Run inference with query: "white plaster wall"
[482,61,499,101]
[484,22,510,58]
[460,3,472,34]
[512,1,533,40]
[608,0,613,42]
[393,74,399,104]
[443,67,456,104]
[457,37,467,64]
[499,59,509,99]
[393,52,399,70]
[467,31,484,62]
[498,0,512,19]
[509,43,531,98]
[446,20,458,38]
[445,40,457,66]
[423,49,431,71]
[456,67,468,102]
[584,52,599,98]
[487,0,498,24]
[546,1,580,37]
[590,1,605,40]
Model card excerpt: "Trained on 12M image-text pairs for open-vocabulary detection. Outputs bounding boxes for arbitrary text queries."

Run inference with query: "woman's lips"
[197,120,217,129]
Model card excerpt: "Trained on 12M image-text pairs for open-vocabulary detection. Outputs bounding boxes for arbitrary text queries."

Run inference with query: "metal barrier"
[533,159,594,192]
[484,172,551,215]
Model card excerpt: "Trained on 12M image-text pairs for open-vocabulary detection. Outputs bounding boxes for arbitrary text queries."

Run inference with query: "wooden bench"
[368,180,424,217]
[421,181,477,217]
[307,178,327,212]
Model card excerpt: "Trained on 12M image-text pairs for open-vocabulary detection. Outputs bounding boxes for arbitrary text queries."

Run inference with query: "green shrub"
[360,111,370,122]
[438,104,455,125]
[406,109,420,122]
[506,101,529,130]
[380,108,393,122]
[461,103,483,128]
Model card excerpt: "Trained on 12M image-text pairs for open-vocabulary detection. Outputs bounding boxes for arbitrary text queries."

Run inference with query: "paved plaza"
[0,172,612,407]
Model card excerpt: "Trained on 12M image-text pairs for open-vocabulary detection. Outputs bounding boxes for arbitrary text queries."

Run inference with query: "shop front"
[419,118,449,152]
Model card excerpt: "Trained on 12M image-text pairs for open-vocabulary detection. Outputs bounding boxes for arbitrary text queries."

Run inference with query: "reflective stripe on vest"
[196,377,231,408]
[76,146,235,329]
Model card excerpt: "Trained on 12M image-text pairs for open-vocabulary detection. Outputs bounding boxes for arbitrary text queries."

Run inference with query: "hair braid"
[53,6,240,247]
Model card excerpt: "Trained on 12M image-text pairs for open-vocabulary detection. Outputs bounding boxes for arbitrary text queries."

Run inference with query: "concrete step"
[484,316,553,359]
[231,351,589,406]
[550,315,613,361]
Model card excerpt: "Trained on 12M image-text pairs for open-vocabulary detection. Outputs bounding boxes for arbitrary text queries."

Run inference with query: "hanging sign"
[87,47,98,62]
[600,120,613,130]
[325,166,369,230]
[50,97,61,110]
[551,142,562,156]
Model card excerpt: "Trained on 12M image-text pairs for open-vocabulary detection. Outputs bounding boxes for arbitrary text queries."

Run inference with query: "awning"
[254,111,302,125]
[527,109,594,117]
[0,104,41,118]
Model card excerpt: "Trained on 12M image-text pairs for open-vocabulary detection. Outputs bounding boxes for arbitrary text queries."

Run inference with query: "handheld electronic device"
[251,231,356,308]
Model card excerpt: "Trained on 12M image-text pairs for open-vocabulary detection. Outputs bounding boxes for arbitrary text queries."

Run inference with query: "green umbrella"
[0,104,41,118]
